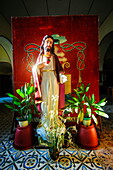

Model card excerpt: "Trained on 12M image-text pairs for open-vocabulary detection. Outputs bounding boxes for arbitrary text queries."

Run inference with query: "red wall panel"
[12,15,99,100]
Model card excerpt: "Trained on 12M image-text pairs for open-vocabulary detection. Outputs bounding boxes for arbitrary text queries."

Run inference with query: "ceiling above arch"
[0,0,113,27]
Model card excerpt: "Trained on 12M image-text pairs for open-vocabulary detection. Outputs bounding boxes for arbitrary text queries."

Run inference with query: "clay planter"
[77,123,99,150]
[13,124,34,150]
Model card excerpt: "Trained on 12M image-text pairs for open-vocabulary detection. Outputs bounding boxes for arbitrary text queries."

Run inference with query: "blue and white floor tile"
[0,140,104,170]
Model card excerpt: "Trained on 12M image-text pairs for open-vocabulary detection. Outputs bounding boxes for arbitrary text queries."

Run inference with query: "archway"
[103,41,113,88]
[99,32,113,96]
[99,31,113,71]
[100,39,113,104]
[0,36,13,97]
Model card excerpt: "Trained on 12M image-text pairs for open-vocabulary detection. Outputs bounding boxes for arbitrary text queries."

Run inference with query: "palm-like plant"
[4,83,38,123]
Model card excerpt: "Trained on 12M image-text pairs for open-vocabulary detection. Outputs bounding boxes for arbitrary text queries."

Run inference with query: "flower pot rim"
[17,124,31,129]
[80,123,94,129]
[83,117,91,120]
[16,117,27,121]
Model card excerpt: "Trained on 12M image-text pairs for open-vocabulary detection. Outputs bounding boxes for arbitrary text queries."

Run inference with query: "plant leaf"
[74,107,78,113]
[95,110,109,118]
[4,104,14,110]
[7,93,20,101]
[86,108,91,117]
[72,97,79,102]
[92,114,98,125]
[67,99,75,104]
[82,94,86,101]
[98,101,107,107]
[85,83,90,92]
[27,86,35,95]
[91,94,95,103]
[13,100,21,105]
[97,98,107,106]
[16,89,25,98]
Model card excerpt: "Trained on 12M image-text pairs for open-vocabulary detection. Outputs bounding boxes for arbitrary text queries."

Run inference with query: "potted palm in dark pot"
[64,83,109,149]
[4,83,38,150]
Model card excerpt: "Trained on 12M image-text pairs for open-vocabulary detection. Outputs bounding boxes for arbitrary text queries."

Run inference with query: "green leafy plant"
[64,83,109,125]
[4,83,38,124]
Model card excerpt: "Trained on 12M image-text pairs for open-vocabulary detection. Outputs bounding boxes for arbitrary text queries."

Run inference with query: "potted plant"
[64,83,109,126]
[4,83,39,150]
[4,83,38,127]
[36,95,72,160]
[45,115,66,160]
[64,83,109,149]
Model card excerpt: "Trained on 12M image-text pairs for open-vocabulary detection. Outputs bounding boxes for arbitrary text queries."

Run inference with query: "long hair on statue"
[40,35,55,55]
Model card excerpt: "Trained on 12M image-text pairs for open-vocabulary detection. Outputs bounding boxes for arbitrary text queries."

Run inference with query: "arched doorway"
[0,36,13,97]
[103,41,113,92]
[99,32,113,99]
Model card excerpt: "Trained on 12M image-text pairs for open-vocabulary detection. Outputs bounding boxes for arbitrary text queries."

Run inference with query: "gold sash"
[41,70,55,72]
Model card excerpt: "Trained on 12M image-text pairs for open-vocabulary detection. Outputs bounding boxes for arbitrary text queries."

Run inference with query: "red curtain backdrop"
[12,15,99,100]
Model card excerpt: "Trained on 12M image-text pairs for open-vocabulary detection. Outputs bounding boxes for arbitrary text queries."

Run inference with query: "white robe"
[40,55,59,118]
[32,54,66,143]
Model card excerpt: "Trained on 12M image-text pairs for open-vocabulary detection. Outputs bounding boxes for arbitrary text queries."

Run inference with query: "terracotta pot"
[13,124,33,150]
[77,123,99,150]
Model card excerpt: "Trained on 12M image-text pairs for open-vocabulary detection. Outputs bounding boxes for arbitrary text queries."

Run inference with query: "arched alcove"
[99,39,113,104]
[103,41,113,88]
[99,32,113,96]
[0,36,13,96]
[99,31,113,71]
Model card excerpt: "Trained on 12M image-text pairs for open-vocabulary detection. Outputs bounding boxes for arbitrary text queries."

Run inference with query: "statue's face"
[44,38,53,52]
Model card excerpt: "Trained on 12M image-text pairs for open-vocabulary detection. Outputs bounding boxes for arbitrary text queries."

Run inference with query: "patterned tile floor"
[0,104,113,169]
[0,141,103,170]
[0,104,13,141]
